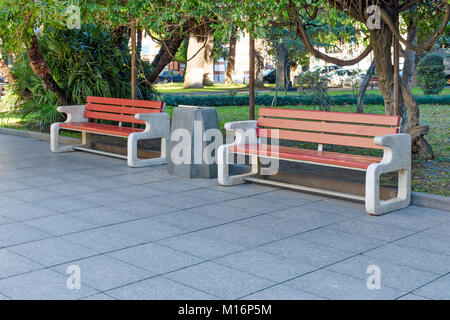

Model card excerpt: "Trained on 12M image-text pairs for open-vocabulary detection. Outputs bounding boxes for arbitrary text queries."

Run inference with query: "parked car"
[263,69,276,84]
[158,70,184,83]
[326,68,359,87]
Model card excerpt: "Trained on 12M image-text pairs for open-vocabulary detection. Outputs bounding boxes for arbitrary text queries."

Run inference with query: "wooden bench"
[218,107,411,215]
[50,96,170,167]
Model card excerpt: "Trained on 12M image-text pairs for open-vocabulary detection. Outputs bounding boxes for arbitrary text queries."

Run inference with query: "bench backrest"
[257,107,400,150]
[85,96,164,125]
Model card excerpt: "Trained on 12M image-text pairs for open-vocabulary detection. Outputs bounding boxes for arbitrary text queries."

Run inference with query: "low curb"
[0,126,80,145]
[1,127,449,212]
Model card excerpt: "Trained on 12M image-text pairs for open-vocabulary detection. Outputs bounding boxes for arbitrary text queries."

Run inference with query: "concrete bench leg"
[218,145,259,186]
[365,165,411,216]
[50,123,77,153]
[127,136,168,168]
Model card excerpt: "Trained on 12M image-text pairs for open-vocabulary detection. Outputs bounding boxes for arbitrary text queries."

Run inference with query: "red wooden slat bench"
[50,96,170,167]
[218,107,411,215]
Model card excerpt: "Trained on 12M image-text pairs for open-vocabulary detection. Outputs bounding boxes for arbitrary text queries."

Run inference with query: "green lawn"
[155,83,247,93]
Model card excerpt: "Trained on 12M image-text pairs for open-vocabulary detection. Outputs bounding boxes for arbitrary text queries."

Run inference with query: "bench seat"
[231,144,382,170]
[60,122,143,137]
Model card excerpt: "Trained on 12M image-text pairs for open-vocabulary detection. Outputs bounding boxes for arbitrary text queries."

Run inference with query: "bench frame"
[50,101,170,168]
[218,116,411,216]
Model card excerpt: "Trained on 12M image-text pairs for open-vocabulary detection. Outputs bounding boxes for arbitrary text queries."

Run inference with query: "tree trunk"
[0,59,32,100]
[225,32,237,84]
[356,60,375,113]
[25,35,69,105]
[254,38,265,89]
[183,36,205,89]
[203,32,214,86]
[136,27,143,58]
[402,18,417,90]
[146,34,185,84]
[113,26,127,48]
[276,41,290,91]
[370,19,433,159]
[370,23,394,115]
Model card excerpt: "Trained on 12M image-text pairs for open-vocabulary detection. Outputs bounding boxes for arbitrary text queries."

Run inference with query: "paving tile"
[239,213,334,237]
[395,232,450,256]
[285,269,405,300]
[329,218,416,242]
[0,202,59,222]
[146,179,204,193]
[151,210,225,231]
[0,293,10,300]
[395,206,450,223]
[420,223,450,239]
[52,255,153,292]
[222,196,292,213]
[186,203,263,222]
[106,200,178,218]
[9,237,98,267]
[326,255,440,292]
[0,269,98,300]
[42,182,99,196]
[18,176,65,188]
[242,285,324,300]
[397,293,431,300]
[214,249,317,282]
[157,233,246,260]
[363,244,450,275]
[166,262,274,299]
[62,228,143,253]
[0,249,43,279]
[198,221,284,247]
[0,181,29,193]
[103,218,186,242]
[81,293,116,300]
[0,216,12,225]
[251,189,324,206]
[413,274,450,300]
[35,197,101,213]
[0,194,27,207]
[259,237,354,267]
[75,190,132,206]
[23,214,96,236]
[151,193,214,209]
[178,188,242,202]
[4,188,63,202]
[294,228,386,253]
[67,206,139,227]
[106,276,217,300]
[108,243,203,274]
[213,183,280,196]
[301,199,366,217]
[357,209,444,232]
[110,184,165,200]
[0,223,51,247]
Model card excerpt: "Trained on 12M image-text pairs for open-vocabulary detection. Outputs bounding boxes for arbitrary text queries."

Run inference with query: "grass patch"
[155,83,247,93]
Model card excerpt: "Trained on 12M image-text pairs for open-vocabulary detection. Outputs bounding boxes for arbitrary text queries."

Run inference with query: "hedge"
[162,94,450,107]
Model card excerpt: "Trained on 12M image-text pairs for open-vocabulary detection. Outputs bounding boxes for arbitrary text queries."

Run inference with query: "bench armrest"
[57,105,86,123]
[224,120,257,131]
[373,133,411,168]
[134,112,170,138]
[224,120,258,146]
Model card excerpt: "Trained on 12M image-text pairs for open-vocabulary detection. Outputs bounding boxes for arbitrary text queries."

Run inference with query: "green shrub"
[1,24,159,131]
[163,93,450,107]
[295,70,330,110]
[417,53,447,95]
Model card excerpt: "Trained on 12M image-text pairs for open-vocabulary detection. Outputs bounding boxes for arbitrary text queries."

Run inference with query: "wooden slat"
[257,128,383,149]
[60,122,143,137]
[259,107,400,126]
[84,111,145,124]
[257,118,398,137]
[232,144,381,169]
[86,96,164,110]
[86,103,161,115]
